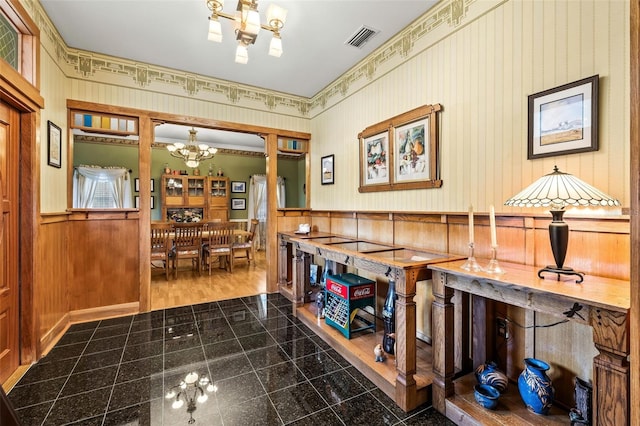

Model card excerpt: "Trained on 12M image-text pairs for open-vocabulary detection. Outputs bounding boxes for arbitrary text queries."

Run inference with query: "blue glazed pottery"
[474,384,500,410]
[518,358,555,415]
[475,361,508,393]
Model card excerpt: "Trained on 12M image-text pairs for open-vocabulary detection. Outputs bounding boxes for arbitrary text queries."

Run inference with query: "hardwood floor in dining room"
[150,249,267,310]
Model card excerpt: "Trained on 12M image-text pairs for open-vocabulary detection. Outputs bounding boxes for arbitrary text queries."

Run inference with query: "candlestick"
[468,205,474,244]
[461,242,483,272]
[485,245,505,274]
[490,205,497,247]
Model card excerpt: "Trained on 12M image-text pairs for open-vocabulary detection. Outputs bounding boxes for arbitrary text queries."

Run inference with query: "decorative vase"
[518,358,555,415]
[475,361,508,393]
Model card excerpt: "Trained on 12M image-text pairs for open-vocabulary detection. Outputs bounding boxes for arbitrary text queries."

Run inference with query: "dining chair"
[171,222,204,279]
[232,219,259,268]
[150,222,172,280]
[202,221,234,275]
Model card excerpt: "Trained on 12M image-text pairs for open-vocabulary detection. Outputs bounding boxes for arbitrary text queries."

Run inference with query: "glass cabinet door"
[186,177,206,205]
[163,176,184,206]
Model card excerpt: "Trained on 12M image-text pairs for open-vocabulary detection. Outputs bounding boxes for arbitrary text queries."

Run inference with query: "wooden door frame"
[630,1,639,423]
[66,100,311,312]
[0,0,44,369]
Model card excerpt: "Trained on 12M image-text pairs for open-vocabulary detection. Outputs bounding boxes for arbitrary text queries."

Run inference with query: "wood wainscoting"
[36,210,140,358]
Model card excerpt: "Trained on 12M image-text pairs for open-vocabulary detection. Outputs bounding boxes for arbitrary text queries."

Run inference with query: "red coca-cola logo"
[353,288,371,297]
[350,284,374,300]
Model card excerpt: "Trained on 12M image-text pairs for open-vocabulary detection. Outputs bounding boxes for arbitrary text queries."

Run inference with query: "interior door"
[0,101,19,384]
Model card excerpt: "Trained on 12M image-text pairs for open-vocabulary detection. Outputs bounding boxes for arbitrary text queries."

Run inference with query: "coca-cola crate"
[324,273,376,339]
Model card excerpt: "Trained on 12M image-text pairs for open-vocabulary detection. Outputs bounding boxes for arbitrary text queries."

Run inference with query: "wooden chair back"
[171,222,204,278]
[203,221,234,274]
[150,223,172,280]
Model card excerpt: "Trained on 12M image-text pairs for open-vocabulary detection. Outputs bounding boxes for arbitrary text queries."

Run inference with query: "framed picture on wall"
[528,75,599,159]
[231,181,246,193]
[321,154,334,185]
[360,131,389,187]
[135,178,155,193]
[231,198,246,210]
[47,120,62,168]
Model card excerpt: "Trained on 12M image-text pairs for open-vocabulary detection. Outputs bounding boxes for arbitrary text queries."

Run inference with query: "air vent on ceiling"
[345,25,379,48]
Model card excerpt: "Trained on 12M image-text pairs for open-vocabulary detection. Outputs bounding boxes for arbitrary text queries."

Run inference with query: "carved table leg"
[395,272,417,411]
[591,308,629,426]
[431,271,456,415]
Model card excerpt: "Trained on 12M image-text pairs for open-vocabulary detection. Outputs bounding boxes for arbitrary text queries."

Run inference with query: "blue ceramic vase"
[473,384,500,410]
[475,361,508,393]
[518,358,555,415]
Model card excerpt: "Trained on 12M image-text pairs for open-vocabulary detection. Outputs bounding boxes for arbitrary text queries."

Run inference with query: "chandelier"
[165,371,217,424]
[206,0,287,64]
[166,128,218,169]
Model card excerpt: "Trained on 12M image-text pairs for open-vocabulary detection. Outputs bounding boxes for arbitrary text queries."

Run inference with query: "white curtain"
[72,166,133,208]
[248,175,285,250]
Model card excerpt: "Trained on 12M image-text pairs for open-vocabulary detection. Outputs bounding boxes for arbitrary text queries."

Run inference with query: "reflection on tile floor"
[9,293,456,425]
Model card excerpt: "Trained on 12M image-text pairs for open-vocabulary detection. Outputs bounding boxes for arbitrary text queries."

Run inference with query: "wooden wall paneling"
[68,214,139,310]
[310,213,330,233]
[276,209,310,235]
[393,214,448,253]
[35,218,69,355]
[330,213,358,237]
[357,213,394,244]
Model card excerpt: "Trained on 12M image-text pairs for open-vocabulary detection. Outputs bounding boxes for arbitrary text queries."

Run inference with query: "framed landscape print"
[358,104,443,193]
[321,154,334,185]
[231,181,246,193]
[47,120,62,168]
[528,75,599,159]
[231,198,246,210]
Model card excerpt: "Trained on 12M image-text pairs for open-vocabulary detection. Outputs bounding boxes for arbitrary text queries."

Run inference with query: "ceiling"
[42,0,438,149]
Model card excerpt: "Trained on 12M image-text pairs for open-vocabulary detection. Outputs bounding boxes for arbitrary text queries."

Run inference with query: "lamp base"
[538,266,584,284]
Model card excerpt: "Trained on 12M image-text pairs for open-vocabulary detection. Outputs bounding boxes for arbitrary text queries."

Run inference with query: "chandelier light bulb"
[197,393,208,404]
[165,390,176,399]
[269,34,282,57]
[172,399,184,410]
[207,383,217,393]
[208,18,222,42]
[235,44,249,64]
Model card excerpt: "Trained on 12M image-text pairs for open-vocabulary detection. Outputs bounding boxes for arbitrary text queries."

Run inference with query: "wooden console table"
[278,231,462,411]
[429,260,630,426]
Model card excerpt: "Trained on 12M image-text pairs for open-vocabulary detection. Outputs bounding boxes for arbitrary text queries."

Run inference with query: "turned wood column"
[431,270,455,414]
[278,235,290,288]
[293,247,310,307]
[590,308,630,426]
[394,269,418,411]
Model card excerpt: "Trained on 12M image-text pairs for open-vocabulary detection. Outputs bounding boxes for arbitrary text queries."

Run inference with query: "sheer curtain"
[72,166,133,208]
[248,174,285,250]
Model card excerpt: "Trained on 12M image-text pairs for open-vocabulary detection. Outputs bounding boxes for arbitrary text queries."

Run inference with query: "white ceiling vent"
[345,25,380,48]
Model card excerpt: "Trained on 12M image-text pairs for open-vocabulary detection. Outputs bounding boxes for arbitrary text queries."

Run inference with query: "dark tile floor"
[8,293,455,425]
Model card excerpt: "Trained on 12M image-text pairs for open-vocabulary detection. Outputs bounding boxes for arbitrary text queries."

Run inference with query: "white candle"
[468,205,474,244]
[490,205,497,247]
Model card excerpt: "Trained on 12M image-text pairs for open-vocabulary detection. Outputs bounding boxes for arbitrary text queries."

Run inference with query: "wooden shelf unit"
[160,174,229,221]
[277,230,463,412]
[429,260,630,426]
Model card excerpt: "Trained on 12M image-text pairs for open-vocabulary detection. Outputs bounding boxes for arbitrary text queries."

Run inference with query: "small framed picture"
[231,198,246,210]
[231,181,246,193]
[135,196,154,209]
[135,178,154,193]
[47,120,62,168]
[528,75,599,159]
[321,154,334,185]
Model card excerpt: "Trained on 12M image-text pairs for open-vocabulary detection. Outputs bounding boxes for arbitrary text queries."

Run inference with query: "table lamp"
[504,166,620,283]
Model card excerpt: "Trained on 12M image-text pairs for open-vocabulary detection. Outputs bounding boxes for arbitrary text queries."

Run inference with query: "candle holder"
[485,246,505,274]
[461,243,483,272]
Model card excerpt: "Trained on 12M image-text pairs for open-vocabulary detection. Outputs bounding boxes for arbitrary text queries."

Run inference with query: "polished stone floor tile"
[8,293,455,425]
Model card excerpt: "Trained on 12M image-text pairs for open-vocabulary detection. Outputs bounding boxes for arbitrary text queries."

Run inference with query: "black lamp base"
[538,266,584,283]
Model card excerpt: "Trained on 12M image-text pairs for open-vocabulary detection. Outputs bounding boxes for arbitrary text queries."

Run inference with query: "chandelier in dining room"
[166,127,218,168]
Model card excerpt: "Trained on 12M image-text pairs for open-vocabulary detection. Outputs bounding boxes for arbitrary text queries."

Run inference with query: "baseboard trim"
[68,302,140,325]
[39,313,70,358]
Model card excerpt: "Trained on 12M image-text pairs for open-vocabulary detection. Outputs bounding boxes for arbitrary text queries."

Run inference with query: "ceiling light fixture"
[166,128,218,169]
[206,0,287,64]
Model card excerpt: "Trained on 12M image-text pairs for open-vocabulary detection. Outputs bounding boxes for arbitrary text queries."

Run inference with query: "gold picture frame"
[358,104,442,193]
